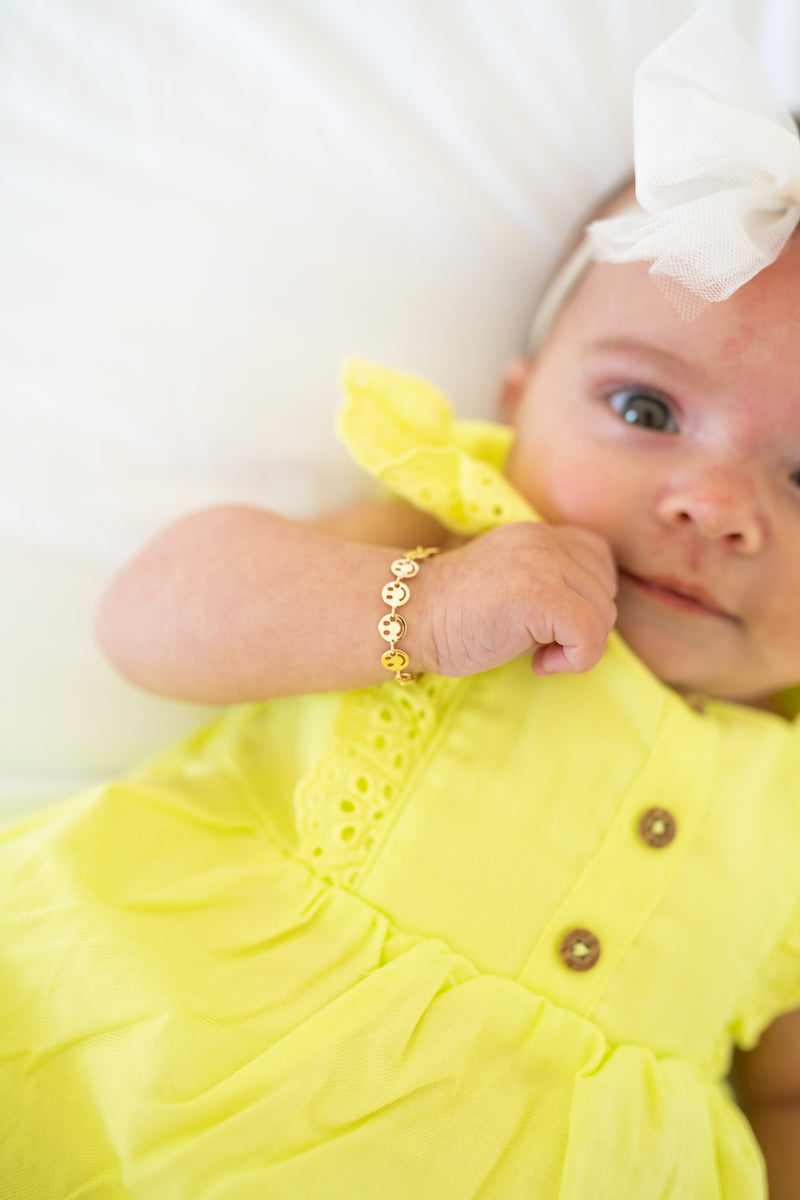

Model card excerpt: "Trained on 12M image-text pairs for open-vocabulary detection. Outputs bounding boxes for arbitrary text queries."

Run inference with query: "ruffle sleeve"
[337,359,537,534]
[730,890,800,1050]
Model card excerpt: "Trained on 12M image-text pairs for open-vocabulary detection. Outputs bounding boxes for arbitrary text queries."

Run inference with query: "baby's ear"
[498,357,534,425]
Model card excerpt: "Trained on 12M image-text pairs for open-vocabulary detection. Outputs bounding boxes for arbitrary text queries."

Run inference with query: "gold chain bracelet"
[378,546,439,684]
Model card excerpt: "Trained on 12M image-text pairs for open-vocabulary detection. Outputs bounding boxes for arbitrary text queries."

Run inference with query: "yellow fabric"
[2,362,800,1198]
[338,358,536,532]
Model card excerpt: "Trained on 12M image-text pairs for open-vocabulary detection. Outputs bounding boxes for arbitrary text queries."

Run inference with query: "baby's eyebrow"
[584,337,709,384]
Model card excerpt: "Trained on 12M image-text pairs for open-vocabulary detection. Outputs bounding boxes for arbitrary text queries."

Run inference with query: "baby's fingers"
[531,590,617,676]
[532,643,572,676]
[558,527,618,597]
[532,638,604,676]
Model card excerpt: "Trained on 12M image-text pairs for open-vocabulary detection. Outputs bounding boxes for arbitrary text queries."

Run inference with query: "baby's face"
[504,236,800,704]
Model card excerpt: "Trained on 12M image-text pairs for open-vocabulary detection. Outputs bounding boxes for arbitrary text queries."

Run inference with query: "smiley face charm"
[381,580,411,607]
[381,648,410,671]
[390,558,420,579]
[378,614,406,642]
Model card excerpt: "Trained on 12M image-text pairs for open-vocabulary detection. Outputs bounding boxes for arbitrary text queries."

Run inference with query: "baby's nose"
[655,472,764,553]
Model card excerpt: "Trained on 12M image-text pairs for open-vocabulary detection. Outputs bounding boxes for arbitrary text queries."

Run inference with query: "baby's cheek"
[515,456,618,534]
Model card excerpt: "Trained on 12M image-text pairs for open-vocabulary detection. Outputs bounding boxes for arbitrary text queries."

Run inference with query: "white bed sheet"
[2,0,799,816]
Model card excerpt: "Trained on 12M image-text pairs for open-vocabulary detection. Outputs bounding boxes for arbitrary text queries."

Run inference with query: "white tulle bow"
[587,7,800,316]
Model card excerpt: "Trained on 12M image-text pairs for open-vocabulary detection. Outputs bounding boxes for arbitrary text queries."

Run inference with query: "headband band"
[526,205,639,354]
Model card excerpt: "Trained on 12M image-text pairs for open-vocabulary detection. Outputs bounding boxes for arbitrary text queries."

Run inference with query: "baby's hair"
[553,174,635,277]
[526,178,634,353]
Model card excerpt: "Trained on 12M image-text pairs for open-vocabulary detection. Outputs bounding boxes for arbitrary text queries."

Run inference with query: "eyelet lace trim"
[297,359,530,887]
[295,674,461,887]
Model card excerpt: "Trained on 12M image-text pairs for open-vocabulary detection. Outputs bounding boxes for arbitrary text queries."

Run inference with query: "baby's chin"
[667,675,779,712]
[614,624,781,713]
[646,663,783,713]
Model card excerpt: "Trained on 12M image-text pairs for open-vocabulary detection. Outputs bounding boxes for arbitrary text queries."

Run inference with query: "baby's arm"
[95,502,616,704]
[732,1008,800,1198]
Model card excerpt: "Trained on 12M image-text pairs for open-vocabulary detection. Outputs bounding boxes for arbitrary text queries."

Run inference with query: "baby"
[97,184,800,712]
[3,10,800,1199]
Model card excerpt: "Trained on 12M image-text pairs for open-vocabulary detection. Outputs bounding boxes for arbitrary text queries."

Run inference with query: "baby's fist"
[423,522,617,679]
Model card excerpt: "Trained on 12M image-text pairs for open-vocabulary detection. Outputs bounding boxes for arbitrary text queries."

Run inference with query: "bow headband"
[528,6,800,348]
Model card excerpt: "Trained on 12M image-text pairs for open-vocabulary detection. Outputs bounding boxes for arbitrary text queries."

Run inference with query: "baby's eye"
[608,388,678,432]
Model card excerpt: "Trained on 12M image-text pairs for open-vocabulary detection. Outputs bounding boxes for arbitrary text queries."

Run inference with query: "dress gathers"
[2,362,800,1199]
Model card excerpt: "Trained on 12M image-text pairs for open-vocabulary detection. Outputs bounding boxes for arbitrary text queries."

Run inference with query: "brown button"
[559,928,601,971]
[638,807,677,848]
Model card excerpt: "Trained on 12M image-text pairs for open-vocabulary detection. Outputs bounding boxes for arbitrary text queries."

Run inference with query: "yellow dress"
[3,362,800,1199]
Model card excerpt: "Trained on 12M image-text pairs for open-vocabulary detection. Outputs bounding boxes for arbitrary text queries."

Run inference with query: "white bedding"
[2,0,799,816]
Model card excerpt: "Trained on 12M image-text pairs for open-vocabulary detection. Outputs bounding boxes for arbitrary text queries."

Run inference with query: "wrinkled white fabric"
[587,6,800,315]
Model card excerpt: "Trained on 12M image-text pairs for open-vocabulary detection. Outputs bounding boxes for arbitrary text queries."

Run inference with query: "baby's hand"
[422,521,617,679]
